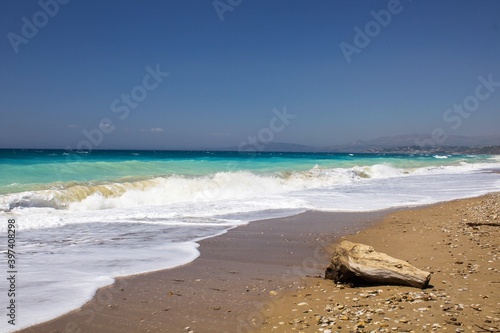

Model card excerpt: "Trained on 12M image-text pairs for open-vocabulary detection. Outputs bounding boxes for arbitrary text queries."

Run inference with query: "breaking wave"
[1,162,495,213]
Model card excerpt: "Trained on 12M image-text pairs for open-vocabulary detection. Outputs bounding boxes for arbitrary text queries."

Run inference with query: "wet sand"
[17,193,499,333]
[18,211,390,333]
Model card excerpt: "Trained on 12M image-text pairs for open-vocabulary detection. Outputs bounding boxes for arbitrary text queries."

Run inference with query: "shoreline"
[17,210,393,333]
[16,193,499,332]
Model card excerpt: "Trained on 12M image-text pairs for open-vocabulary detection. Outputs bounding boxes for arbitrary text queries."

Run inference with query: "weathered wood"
[325,240,431,288]
[466,222,500,227]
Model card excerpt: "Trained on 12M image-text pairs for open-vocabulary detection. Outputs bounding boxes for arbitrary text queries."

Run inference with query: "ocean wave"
[1,162,497,213]
[0,166,362,212]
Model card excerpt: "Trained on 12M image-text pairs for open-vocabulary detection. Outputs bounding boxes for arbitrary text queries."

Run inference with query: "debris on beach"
[260,193,500,333]
[325,241,431,288]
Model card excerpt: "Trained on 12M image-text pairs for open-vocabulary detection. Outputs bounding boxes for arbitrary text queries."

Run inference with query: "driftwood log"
[325,240,431,288]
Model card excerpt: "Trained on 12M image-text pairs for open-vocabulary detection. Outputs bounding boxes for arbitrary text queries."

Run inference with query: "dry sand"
[258,193,500,333]
[17,193,499,333]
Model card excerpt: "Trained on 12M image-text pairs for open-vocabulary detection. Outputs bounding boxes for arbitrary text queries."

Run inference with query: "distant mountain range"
[333,134,500,150]
[222,134,500,154]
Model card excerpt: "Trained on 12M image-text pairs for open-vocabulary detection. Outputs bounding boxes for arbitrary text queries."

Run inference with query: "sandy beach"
[17,193,499,333]
[258,193,500,333]
[17,211,389,333]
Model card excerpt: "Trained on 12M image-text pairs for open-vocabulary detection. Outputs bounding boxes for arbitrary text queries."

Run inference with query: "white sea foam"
[1,160,499,331]
[3,161,498,217]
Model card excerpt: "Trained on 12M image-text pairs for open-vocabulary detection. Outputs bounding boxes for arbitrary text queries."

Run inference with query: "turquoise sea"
[1,149,499,331]
[1,149,498,198]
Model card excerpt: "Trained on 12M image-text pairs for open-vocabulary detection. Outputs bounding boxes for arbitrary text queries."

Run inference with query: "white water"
[0,162,500,332]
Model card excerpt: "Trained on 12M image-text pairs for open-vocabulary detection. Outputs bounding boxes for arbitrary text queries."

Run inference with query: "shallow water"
[1,150,499,331]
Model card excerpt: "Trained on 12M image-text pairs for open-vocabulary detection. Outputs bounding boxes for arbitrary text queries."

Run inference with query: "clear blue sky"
[1,0,499,150]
